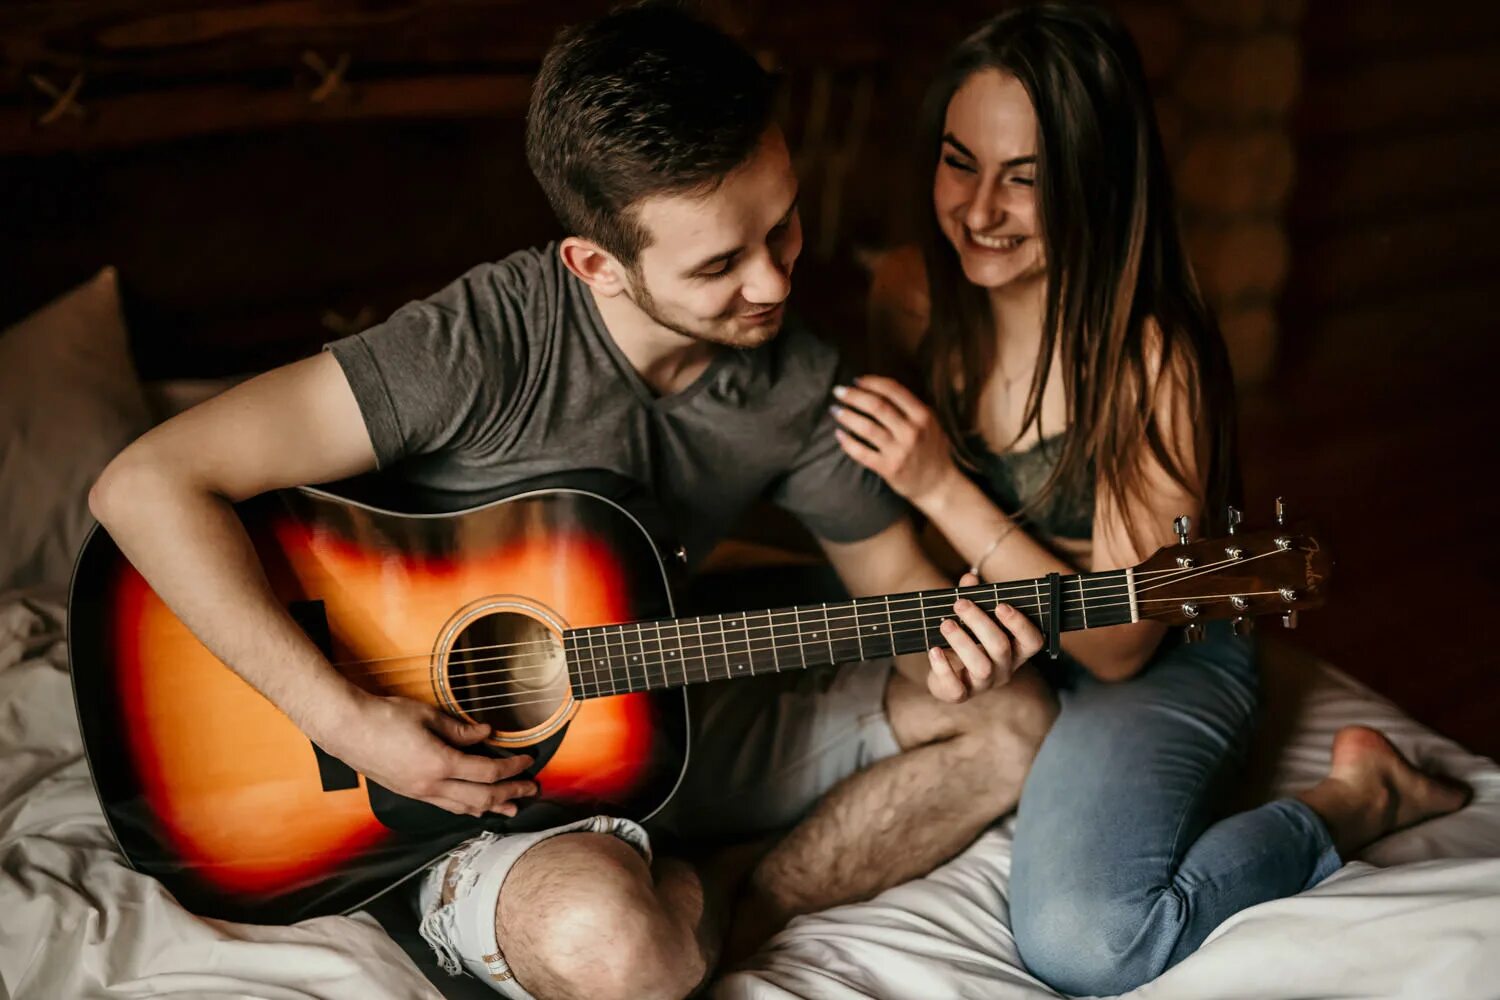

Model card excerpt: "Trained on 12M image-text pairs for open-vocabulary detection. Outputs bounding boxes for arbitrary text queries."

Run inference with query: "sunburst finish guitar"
[68,473,1329,924]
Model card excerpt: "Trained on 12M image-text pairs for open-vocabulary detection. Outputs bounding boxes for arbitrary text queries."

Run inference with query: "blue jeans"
[1010,624,1343,996]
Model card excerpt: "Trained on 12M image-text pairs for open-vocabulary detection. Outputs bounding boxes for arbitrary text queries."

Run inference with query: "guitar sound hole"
[447,612,569,735]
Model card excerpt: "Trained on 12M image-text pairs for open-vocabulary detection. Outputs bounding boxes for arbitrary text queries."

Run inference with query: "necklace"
[993,358,1034,394]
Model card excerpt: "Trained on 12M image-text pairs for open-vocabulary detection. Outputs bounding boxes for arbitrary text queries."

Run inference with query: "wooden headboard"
[4,114,565,378]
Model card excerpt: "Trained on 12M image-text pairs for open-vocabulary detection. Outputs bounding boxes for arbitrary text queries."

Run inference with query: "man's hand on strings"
[308,694,539,816]
[926,571,1046,703]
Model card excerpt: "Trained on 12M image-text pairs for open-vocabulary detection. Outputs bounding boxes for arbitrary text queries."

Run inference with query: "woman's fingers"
[853,374,928,422]
[832,383,913,441]
[831,399,895,448]
[834,427,883,470]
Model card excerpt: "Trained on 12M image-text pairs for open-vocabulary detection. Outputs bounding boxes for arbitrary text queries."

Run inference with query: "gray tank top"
[961,432,1094,541]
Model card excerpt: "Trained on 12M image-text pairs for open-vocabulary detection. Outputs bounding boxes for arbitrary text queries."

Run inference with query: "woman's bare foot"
[1296,725,1471,857]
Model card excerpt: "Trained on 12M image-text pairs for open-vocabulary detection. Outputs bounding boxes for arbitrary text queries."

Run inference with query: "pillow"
[0,267,152,592]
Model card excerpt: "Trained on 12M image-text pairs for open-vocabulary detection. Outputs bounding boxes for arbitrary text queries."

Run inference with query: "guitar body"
[69,473,688,924]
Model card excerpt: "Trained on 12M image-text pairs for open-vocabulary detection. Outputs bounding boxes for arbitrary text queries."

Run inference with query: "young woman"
[834,4,1470,994]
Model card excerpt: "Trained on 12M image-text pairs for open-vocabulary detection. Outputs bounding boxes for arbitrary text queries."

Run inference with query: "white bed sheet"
[717,641,1500,1000]
[4,590,1498,1000]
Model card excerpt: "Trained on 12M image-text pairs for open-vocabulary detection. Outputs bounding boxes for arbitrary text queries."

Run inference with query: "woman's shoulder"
[864,243,930,357]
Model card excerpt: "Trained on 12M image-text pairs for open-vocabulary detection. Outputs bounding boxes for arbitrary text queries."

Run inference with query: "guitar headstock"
[1133,498,1332,639]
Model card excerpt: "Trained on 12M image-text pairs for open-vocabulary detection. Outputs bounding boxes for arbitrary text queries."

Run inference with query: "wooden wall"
[1247,0,1500,758]
[5,2,1498,755]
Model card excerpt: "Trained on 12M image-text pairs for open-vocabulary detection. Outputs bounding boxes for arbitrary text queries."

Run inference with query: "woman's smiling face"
[932,69,1045,291]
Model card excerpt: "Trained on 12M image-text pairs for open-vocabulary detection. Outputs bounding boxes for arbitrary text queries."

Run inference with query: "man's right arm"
[89,352,536,816]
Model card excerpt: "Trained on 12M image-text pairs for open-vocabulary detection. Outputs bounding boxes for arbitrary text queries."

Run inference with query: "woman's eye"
[1011,175,1035,187]
[942,154,976,174]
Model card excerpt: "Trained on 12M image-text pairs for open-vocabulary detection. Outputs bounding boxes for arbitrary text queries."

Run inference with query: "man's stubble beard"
[626,267,782,349]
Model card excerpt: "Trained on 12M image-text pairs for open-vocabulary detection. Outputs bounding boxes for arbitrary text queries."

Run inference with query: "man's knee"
[497,832,703,1000]
[959,664,1058,757]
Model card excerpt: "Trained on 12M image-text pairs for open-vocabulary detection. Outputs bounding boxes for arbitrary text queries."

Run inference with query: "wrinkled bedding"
[4,590,1498,1000]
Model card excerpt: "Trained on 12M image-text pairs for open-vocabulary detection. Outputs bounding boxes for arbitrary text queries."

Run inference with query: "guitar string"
[416,589,1287,712]
[348,549,1286,682]
[338,549,1282,679]
[325,563,1230,671]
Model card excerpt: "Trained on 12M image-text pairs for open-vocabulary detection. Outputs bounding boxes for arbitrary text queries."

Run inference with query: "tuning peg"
[1233,616,1254,637]
[1281,610,1299,629]
[1184,622,1205,643]
[1274,497,1286,526]
[1226,505,1242,535]
[1173,514,1192,545]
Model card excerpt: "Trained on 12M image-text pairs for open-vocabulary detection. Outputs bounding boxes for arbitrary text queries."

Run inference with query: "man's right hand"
[88,353,540,819]
[310,693,539,817]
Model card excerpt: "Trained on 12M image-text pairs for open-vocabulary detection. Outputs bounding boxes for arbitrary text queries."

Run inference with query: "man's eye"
[698,262,732,279]
[943,154,976,173]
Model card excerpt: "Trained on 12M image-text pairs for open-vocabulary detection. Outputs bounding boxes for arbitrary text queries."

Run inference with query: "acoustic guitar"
[68,473,1329,923]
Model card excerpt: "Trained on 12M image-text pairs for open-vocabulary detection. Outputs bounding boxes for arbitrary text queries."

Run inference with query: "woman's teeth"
[971,231,1025,250]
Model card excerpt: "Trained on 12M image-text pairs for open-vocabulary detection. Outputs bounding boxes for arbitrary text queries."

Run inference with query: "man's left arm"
[818,518,1043,703]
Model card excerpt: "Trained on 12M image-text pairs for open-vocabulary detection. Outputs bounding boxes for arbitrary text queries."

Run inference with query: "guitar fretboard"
[562,569,1136,699]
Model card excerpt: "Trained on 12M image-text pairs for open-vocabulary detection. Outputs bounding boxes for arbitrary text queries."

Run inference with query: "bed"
[3,272,1499,1000]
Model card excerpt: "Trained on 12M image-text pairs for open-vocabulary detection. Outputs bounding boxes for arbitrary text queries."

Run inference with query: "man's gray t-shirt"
[326,244,902,565]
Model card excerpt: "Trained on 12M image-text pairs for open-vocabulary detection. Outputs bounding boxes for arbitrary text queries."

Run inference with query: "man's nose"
[742,249,791,304]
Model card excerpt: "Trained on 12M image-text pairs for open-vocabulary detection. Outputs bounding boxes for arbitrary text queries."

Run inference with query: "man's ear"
[559,237,631,297]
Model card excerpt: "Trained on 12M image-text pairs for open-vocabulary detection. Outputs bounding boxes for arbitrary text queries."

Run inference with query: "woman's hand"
[832,375,960,509]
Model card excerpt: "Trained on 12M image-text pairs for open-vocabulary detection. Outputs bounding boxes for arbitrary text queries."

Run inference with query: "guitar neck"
[562,568,1137,699]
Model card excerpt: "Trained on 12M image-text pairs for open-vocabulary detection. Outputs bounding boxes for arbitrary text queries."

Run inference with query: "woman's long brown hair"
[917,2,1240,542]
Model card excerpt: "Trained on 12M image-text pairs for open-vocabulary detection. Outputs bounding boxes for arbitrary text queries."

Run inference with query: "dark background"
[3,1,1497,758]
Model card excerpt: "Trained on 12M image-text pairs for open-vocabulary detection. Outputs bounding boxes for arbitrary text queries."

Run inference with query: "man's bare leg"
[436,667,1054,999]
[727,664,1058,960]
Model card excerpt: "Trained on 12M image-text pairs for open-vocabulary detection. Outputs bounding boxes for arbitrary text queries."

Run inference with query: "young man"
[90,6,1056,999]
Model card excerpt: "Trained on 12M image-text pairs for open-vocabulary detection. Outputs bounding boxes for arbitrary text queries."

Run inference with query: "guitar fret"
[599,628,616,696]
[742,614,756,674]
[578,630,592,698]
[563,632,580,699]
[639,620,651,692]
[625,623,642,691]
[604,626,622,694]
[822,602,835,664]
[691,616,707,684]
[575,631,592,700]
[854,600,866,661]
[664,618,684,687]
[615,625,631,692]
[791,605,808,668]
[1033,578,1045,631]
[1077,576,1089,629]
[647,620,665,689]
[715,615,735,680]
[610,625,625,692]
[765,610,781,671]
[719,614,742,678]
